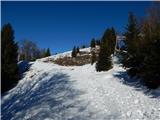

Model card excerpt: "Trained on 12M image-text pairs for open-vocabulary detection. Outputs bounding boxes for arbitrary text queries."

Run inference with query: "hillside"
[1,48,160,120]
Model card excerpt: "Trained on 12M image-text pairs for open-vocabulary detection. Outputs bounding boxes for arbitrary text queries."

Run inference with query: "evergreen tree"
[139,5,160,88]
[45,48,51,57]
[1,23,19,93]
[76,47,80,53]
[72,46,77,57]
[82,45,85,48]
[90,38,96,48]
[123,12,141,76]
[123,6,160,89]
[110,27,117,54]
[101,28,116,55]
[96,28,114,71]
[91,51,96,65]
[125,12,140,56]
[96,44,112,71]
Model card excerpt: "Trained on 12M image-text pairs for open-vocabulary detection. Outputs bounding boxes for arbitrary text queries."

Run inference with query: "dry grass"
[54,55,91,66]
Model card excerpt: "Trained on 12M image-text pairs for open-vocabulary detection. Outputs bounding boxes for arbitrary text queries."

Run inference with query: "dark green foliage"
[72,46,77,57]
[139,6,160,88]
[91,51,96,65]
[96,28,115,71]
[71,46,80,57]
[1,23,19,93]
[76,47,80,53]
[81,45,85,48]
[90,38,96,48]
[96,45,112,71]
[101,27,116,55]
[123,6,160,89]
[123,12,141,75]
[19,53,25,61]
[125,12,140,56]
[45,48,51,57]
[116,51,127,65]
[110,27,117,54]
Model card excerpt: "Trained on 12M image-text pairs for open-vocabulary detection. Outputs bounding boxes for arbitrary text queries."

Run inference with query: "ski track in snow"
[1,57,160,120]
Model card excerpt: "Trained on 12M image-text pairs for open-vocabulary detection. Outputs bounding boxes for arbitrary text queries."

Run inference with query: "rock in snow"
[1,50,160,120]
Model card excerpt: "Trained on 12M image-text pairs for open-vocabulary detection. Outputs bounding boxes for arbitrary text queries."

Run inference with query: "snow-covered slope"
[1,52,160,120]
[40,47,91,62]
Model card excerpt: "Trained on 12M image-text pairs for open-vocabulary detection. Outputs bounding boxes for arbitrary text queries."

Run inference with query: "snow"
[1,51,160,120]
[40,47,91,62]
[18,60,33,75]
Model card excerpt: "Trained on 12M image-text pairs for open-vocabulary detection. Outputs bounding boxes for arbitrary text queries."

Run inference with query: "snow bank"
[39,47,91,62]
[1,55,160,120]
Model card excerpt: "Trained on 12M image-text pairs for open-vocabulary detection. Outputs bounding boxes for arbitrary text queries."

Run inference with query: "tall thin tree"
[1,23,19,93]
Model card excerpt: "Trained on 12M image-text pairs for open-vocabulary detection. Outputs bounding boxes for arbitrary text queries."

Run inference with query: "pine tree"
[91,51,96,65]
[96,28,114,71]
[76,47,80,53]
[101,28,116,55]
[96,44,112,71]
[122,7,160,88]
[1,23,19,93]
[72,46,77,57]
[45,48,51,57]
[139,5,160,88]
[90,38,96,48]
[81,45,85,48]
[110,27,116,54]
[123,12,141,76]
[125,12,140,56]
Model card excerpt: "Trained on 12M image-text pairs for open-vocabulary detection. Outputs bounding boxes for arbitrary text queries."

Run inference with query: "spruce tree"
[1,23,19,93]
[96,28,114,71]
[123,12,141,76]
[125,12,140,56]
[101,28,116,55]
[96,44,112,71]
[110,27,116,54]
[76,47,80,53]
[81,45,85,48]
[123,7,160,88]
[90,38,96,48]
[46,48,51,57]
[139,6,160,88]
[71,46,77,57]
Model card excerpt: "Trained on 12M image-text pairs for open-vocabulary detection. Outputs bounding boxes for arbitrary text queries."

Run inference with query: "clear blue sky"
[2,1,152,54]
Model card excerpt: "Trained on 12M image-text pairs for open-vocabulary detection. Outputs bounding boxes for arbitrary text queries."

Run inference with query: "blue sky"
[2,1,152,54]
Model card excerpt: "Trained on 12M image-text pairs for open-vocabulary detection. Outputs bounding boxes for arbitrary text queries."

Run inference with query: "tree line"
[71,3,160,89]
[122,4,160,89]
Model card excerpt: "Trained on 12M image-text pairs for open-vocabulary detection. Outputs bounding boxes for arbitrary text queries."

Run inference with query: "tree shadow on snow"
[113,71,160,98]
[1,72,97,120]
[18,60,33,78]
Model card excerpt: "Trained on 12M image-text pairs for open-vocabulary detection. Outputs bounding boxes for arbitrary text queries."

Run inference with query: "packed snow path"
[1,60,160,120]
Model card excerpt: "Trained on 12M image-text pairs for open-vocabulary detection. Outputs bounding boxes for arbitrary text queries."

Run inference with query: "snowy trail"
[1,60,160,120]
